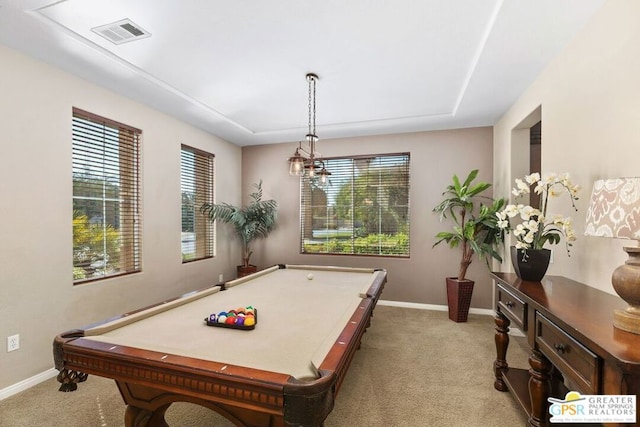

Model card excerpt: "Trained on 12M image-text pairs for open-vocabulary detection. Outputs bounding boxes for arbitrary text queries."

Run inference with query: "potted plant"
[496,172,579,281]
[433,169,506,322]
[201,180,277,277]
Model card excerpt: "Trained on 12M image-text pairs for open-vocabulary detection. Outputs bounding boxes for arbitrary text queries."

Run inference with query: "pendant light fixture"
[288,73,331,186]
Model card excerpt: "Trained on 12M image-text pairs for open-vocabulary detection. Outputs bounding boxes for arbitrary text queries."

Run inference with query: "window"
[180,145,214,262]
[72,108,141,283]
[301,153,410,256]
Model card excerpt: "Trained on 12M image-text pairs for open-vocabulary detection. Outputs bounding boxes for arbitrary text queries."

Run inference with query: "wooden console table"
[491,272,640,427]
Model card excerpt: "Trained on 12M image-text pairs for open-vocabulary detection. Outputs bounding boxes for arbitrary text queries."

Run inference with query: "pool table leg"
[118,381,172,427]
[124,403,170,427]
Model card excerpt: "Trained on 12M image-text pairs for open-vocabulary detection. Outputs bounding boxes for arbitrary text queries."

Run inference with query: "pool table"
[53,264,387,427]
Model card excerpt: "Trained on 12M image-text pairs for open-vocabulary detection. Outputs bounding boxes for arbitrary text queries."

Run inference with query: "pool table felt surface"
[83,266,383,380]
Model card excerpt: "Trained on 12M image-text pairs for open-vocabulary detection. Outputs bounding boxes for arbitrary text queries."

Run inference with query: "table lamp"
[584,177,640,334]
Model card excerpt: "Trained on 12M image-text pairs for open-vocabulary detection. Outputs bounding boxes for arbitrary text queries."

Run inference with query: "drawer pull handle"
[505,301,514,308]
[554,343,567,354]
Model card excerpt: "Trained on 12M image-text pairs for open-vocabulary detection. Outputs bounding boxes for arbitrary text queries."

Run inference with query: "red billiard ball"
[225,317,236,325]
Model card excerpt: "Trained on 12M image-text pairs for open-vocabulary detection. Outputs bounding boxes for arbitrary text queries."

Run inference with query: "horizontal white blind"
[301,153,410,256]
[181,145,214,262]
[72,108,141,283]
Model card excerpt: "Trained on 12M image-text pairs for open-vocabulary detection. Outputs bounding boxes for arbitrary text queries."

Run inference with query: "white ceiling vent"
[91,19,151,45]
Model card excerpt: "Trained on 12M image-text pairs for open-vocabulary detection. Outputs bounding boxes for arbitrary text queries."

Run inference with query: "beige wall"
[4,0,634,392]
[0,45,242,389]
[242,128,496,307]
[494,0,639,294]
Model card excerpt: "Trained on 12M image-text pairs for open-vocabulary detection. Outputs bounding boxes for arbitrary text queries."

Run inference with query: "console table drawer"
[496,285,527,330]
[535,313,600,394]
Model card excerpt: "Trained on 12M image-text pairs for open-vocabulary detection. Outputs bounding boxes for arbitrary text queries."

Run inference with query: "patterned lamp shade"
[584,177,640,240]
[585,177,640,334]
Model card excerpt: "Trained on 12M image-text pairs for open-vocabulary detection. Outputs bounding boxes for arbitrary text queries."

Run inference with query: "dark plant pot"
[446,277,475,323]
[510,246,551,282]
[237,265,258,278]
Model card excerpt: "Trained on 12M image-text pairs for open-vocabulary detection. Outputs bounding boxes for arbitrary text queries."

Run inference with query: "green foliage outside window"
[72,211,121,280]
[301,154,410,256]
[181,192,195,232]
[303,232,409,255]
[334,168,408,236]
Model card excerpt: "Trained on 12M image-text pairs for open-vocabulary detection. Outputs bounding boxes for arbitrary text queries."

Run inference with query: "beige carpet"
[0,306,530,426]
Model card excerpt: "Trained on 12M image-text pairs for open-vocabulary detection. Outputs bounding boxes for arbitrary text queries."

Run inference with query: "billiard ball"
[307,273,314,280]
[244,317,255,327]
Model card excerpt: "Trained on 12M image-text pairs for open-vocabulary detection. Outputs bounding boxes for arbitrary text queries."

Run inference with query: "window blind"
[300,153,410,256]
[72,108,142,283]
[181,145,214,262]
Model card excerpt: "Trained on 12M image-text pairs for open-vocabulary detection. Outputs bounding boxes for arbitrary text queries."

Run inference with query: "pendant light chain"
[307,74,317,137]
[312,75,316,137]
[308,75,312,137]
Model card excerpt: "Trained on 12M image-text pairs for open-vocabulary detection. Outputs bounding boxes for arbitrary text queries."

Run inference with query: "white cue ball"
[307,273,314,280]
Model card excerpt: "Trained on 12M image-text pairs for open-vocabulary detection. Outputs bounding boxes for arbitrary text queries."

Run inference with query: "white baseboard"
[0,368,57,401]
[377,299,495,317]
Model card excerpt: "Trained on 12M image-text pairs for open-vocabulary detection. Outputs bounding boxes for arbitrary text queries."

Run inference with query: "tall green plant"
[432,170,505,280]
[201,180,277,267]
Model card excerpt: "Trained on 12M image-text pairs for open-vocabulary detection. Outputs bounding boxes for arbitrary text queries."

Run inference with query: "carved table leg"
[494,312,510,391]
[528,348,552,427]
[124,404,170,427]
[56,368,88,392]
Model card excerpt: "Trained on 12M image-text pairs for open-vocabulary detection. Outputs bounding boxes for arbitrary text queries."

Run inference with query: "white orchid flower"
[525,173,540,184]
[502,172,579,258]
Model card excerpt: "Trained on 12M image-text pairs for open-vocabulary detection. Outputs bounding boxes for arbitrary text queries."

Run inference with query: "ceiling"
[0,0,605,146]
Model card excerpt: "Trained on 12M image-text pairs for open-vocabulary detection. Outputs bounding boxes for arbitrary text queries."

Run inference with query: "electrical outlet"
[7,334,19,352]
[218,274,224,283]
